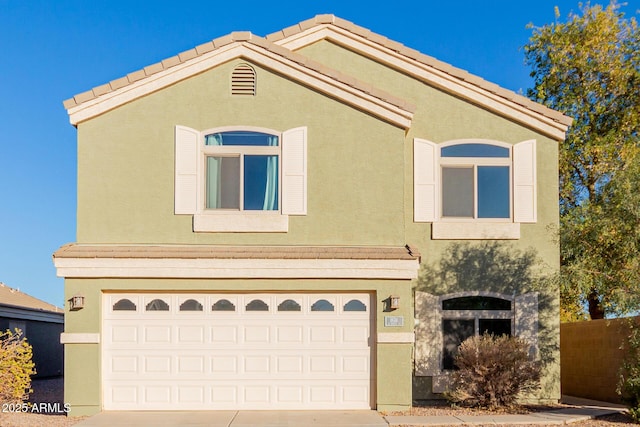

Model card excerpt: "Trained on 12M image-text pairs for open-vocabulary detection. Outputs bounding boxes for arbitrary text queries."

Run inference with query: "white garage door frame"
[102,292,375,410]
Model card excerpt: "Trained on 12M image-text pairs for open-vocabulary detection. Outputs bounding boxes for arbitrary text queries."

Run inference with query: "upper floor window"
[174,125,307,232]
[440,143,511,220]
[414,138,537,239]
[204,131,279,211]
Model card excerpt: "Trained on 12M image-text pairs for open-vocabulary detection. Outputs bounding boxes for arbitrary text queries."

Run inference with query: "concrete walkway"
[73,397,628,426]
[385,396,629,426]
[73,410,388,426]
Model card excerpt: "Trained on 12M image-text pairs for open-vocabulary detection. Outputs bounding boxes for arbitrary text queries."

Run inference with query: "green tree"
[525,1,640,319]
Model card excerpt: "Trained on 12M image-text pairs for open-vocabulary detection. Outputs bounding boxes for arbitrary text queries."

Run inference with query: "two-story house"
[54,15,571,416]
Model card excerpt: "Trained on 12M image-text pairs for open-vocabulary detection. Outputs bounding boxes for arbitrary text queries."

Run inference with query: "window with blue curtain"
[204,131,279,211]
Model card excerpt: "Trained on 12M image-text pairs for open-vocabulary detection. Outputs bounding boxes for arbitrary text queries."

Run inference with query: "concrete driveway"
[74,410,388,427]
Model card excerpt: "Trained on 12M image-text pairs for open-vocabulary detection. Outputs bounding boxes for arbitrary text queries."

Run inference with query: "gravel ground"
[0,379,635,426]
[0,378,86,427]
[382,401,637,426]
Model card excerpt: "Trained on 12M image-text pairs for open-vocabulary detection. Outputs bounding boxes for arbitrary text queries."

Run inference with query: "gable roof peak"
[267,14,572,138]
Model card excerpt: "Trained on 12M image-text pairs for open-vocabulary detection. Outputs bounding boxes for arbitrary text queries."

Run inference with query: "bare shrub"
[0,329,36,403]
[446,334,540,409]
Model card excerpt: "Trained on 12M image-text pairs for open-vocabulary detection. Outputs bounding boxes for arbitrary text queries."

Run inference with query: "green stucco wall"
[65,35,562,415]
[76,60,406,246]
[297,40,561,402]
[63,278,414,415]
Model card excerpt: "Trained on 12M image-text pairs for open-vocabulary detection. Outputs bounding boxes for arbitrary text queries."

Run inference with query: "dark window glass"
[146,299,169,311]
[179,299,203,311]
[344,299,366,312]
[442,319,475,370]
[113,299,136,311]
[311,299,335,312]
[246,299,269,311]
[277,299,301,311]
[441,144,510,158]
[442,296,511,311]
[479,319,512,337]
[442,167,474,218]
[478,166,510,218]
[212,299,236,311]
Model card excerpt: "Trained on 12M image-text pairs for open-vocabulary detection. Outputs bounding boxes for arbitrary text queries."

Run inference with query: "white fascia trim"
[432,222,520,240]
[277,26,568,141]
[60,332,100,344]
[54,257,420,280]
[67,43,413,129]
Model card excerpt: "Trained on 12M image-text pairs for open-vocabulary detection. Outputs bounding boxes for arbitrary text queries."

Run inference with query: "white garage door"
[102,293,374,410]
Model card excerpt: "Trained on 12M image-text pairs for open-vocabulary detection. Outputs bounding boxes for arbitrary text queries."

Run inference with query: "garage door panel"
[211,325,238,343]
[211,355,238,373]
[103,293,373,410]
[177,325,205,343]
[144,325,172,343]
[144,356,171,374]
[110,325,138,344]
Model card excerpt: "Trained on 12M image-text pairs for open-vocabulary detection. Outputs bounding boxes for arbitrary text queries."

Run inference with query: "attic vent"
[231,64,256,96]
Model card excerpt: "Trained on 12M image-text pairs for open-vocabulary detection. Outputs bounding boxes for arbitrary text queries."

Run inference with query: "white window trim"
[196,126,283,230]
[414,138,536,240]
[414,290,539,392]
[175,125,307,232]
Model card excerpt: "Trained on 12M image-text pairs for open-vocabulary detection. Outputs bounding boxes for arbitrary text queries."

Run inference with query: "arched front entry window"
[440,294,513,370]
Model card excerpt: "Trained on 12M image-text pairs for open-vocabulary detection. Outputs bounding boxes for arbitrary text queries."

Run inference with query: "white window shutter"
[414,292,441,376]
[515,292,539,358]
[513,139,537,223]
[414,138,438,222]
[281,127,307,215]
[174,125,199,214]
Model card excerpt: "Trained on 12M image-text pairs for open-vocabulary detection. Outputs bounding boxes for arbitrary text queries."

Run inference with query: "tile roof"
[53,243,420,261]
[62,31,416,116]
[266,14,572,128]
[0,283,63,313]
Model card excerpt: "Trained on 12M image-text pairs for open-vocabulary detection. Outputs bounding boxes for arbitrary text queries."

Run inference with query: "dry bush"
[446,334,540,409]
[0,329,36,403]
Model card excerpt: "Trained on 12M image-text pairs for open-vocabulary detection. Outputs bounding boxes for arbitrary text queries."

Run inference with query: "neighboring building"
[0,283,64,378]
[54,15,571,416]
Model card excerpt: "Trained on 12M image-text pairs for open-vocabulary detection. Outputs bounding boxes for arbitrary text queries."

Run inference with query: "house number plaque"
[384,316,404,327]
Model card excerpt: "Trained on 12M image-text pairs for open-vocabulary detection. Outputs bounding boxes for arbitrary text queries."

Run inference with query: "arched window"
[277,299,301,312]
[146,299,169,311]
[440,141,511,220]
[440,294,513,370]
[113,298,136,311]
[311,299,335,312]
[179,299,203,311]
[203,130,279,211]
[344,299,366,312]
[212,299,236,311]
[246,299,269,311]
[413,138,537,236]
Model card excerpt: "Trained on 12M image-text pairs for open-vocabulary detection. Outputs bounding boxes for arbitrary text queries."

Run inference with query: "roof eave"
[64,34,414,130]
[269,16,572,141]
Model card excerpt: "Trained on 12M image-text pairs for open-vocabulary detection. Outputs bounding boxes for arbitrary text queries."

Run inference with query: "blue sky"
[1,0,638,307]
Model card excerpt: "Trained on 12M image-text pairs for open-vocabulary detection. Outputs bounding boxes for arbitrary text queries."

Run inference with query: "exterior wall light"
[389,295,400,310]
[69,295,85,311]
